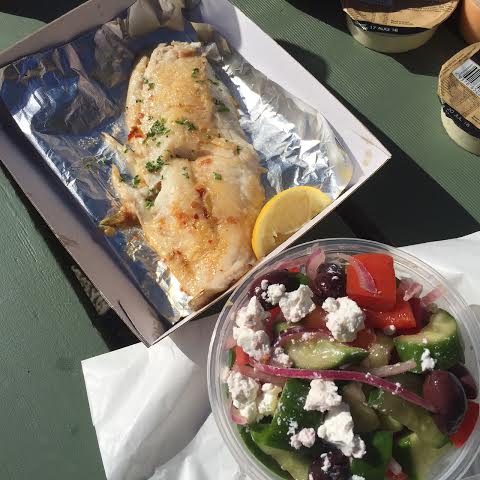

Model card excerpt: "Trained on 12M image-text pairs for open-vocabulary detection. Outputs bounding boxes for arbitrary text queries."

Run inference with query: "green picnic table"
[0,1,478,479]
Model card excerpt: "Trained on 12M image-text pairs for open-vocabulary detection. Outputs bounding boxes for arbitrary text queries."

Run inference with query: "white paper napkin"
[82,232,480,480]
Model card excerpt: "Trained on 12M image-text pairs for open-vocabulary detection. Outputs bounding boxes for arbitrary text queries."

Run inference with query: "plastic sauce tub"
[208,238,480,480]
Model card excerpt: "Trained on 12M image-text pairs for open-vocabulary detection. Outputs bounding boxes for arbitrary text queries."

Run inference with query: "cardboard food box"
[0,0,391,345]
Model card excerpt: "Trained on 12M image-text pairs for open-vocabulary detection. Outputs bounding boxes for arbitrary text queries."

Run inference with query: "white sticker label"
[453,58,480,97]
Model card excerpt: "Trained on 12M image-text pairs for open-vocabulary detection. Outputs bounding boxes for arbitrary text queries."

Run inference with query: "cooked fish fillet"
[108,42,265,308]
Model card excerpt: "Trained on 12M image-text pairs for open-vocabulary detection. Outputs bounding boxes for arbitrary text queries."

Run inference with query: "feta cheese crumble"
[317,403,366,458]
[290,427,316,450]
[351,476,366,480]
[236,296,269,329]
[227,371,260,423]
[265,283,286,305]
[321,453,331,472]
[257,383,282,418]
[322,297,365,342]
[271,347,292,367]
[279,285,316,323]
[260,279,269,290]
[233,327,270,361]
[421,348,436,371]
[287,420,298,436]
[304,379,342,412]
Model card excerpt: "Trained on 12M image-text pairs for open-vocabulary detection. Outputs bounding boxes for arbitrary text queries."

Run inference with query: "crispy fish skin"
[111,41,265,308]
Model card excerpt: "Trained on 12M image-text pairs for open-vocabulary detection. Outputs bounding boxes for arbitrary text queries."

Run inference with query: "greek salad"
[224,250,479,480]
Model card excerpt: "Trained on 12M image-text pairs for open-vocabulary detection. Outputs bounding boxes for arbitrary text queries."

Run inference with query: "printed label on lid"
[439,43,480,138]
[453,59,480,97]
[342,0,459,31]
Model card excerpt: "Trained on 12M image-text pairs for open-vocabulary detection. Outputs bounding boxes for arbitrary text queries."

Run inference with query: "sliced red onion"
[253,362,436,413]
[306,248,326,280]
[421,285,446,306]
[337,253,377,294]
[398,277,423,301]
[274,328,331,349]
[274,254,309,271]
[231,405,248,425]
[232,363,287,386]
[370,360,417,378]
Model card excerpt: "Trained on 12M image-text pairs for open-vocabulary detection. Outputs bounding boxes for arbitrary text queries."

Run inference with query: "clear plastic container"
[208,238,480,480]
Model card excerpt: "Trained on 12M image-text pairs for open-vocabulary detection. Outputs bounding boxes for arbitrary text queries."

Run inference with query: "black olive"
[423,370,467,435]
[248,270,301,309]
[449,364,478,400]
[311,263,346,305]
[308,450,350,480]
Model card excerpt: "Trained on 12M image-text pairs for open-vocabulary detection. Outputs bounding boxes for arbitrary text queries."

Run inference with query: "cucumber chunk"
[394,432,452,480]
[239,426,291,479]
[285,338,368,370]
[394,309,464,372]
[350,431,393,480]
[362,333,394,369]
[368,377,449,448]
[253,439,310,480]
[253,378,323,453]
[342,383,380,433]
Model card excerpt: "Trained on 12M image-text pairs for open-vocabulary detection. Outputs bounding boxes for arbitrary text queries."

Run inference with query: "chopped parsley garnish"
[132,175,140,188]
[145,156,166,173]
[175,118,197,131]
[192,67,200,78]
[213,172,223,180]
[119,173,128,182]
[85,161,93,170]
[145,199,154,209]
[143,78,149,84]
[148,82,154,90]
[236,145,241,155]
[146,118,170,139]
[135,98,143,103]
[209,79,219,86]
[182,166,190,179]
[123,148,129,153]
[214,99,229,112]
[147,115,153,121]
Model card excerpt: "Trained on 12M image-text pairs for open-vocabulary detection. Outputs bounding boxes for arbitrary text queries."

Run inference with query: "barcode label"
[453,59,480,97]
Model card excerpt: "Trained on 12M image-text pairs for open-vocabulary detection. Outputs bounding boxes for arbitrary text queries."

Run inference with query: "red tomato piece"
[264,306,282,339]
[408,297,428,328]
[450,401,479,448]
[365,299,417,330]
[346,253,396,311]
[302,307,327,330]
[234,346,250,367]
[289,267,300,273]
[349,328,376,349]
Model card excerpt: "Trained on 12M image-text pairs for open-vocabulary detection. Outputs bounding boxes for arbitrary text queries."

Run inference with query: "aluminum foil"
[0,0,353,325]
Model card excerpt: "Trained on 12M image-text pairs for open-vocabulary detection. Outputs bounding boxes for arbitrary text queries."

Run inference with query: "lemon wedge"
[252,186,332,259]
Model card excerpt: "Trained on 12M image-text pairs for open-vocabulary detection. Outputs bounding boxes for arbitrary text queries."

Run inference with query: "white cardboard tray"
[0,0,391,345]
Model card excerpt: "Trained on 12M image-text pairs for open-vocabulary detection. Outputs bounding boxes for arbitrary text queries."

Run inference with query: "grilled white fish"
[106,42,265,308]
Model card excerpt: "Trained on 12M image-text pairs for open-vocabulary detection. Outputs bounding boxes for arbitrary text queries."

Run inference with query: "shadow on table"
[0,162,137,350]
[275,40,480,247]
[1,0,88,23]
[286,0,466,78]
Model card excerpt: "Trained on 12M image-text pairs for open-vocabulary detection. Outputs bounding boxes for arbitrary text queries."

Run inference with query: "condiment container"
[439,43,480,155]
[342,0,459,53]
[459,0,480,44]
